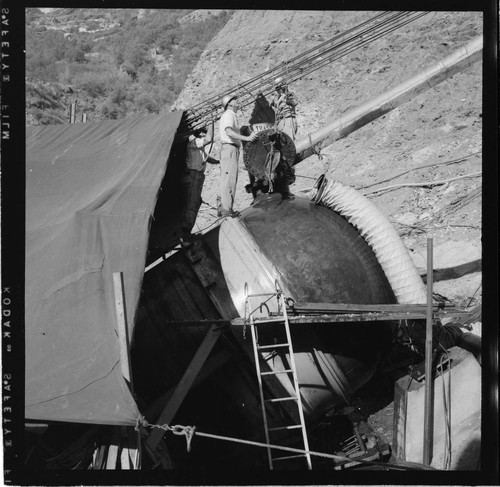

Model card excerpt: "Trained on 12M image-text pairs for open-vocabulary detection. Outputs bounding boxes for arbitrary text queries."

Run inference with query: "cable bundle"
[177,11,430,138]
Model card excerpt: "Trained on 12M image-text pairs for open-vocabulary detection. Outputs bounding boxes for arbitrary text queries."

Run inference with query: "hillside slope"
[174,10,482,307]
[25,8,231,124]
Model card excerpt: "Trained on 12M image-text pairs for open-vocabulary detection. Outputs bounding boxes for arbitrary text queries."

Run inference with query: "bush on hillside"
[26,9,233,124]
[136,93,160,113]
[75,70,121,97]
[32,108,68,125]
[100,100,126,119]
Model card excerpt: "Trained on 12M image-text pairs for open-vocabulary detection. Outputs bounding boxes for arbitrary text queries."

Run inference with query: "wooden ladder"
[244,282,312,470]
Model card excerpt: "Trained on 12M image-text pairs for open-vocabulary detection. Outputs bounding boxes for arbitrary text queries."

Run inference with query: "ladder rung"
[261,369,294,376]
[265,396,297,403]
[257,343,289,350]
[273,454,308,461]
[252,317,285,324]
[268,425,303,432]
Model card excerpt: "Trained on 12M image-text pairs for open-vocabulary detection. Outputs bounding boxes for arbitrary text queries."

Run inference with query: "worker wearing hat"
[218,94,257,217]
[271,78,298,142]
[181,123,219,238]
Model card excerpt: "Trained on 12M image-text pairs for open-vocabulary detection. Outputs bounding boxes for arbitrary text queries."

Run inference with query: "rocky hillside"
[174,10,483,309]
[26,8,231,125]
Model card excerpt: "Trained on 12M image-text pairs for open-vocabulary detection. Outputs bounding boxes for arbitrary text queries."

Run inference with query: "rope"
[355,151,481,190]
[308,133,323,160]
[137,417,428,470]
[363,172,482,196]
[466,283,482,309]
[437,347,452,470]
[196,215,226,234]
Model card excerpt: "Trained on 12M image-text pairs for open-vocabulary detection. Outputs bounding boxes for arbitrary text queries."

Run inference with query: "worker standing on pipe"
[181,124,219,238]
[219,94,258,217]
[271,78,298,142]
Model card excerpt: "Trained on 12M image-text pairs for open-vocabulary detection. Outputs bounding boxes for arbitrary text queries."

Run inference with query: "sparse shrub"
[32,108,67,125]
[136,93,160,113]
[100,100,125,119]
[76,70,119,97]
[110,84,128,104]
[26,8,232,123]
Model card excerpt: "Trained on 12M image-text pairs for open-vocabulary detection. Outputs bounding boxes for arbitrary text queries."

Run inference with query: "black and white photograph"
[1,4,498,485]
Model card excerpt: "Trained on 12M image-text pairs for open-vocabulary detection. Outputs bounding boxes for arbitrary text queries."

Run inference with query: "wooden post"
[113,272,133,386]
[145,323,225,454]
[70,102,77,124]
[423,238,434,465]
[112,272,141,469]
[106,428,120,469]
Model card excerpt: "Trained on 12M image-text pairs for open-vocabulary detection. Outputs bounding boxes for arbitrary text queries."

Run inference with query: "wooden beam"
[144,347,233,423]
[112,272,141,469]
[120,443,131,469]
[289,302,454,313]
[106,428,120,469]
[145,323,224,453]
[113,272,133,387]
[423,238,435,465]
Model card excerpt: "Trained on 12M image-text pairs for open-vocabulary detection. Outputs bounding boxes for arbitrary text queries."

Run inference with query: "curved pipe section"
[312,176,427,304]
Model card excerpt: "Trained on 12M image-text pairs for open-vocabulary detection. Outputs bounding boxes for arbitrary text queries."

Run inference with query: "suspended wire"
[183,13,405,124]
[185,12,405,120]
[185,11,395,113]
[178,11,430,137]
[183,12,415,129]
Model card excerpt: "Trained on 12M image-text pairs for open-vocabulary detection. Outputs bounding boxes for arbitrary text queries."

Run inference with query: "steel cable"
[178,12,430,137]
[183,12,425,132]
[185,11,398,113]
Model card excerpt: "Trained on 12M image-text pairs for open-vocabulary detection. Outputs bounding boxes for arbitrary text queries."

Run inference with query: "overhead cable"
[177,11,430,137]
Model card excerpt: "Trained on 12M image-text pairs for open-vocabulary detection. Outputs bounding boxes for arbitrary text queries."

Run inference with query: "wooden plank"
[106,428,120,469]
[423,238,435,465]
[119,426,136,470]
[290,302,454,313]
[231,307,469,326]
[144,347,233,423]
[182,240,232,314]
[113,273,140,469]
[129,428,141,469]
[120,445,131,470]
[113,272,133,385]
[145,323,224,453]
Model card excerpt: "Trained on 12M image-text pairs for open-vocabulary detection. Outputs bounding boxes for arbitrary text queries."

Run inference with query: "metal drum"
[218,193,396,420]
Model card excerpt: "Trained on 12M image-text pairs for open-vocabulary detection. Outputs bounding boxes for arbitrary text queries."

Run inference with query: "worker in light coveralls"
[218,94,258,217]
[181,123,218,236]
[271,78,298,142]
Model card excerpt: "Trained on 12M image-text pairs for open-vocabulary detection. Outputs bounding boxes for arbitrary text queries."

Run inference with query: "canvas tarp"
[26,112,183,425]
